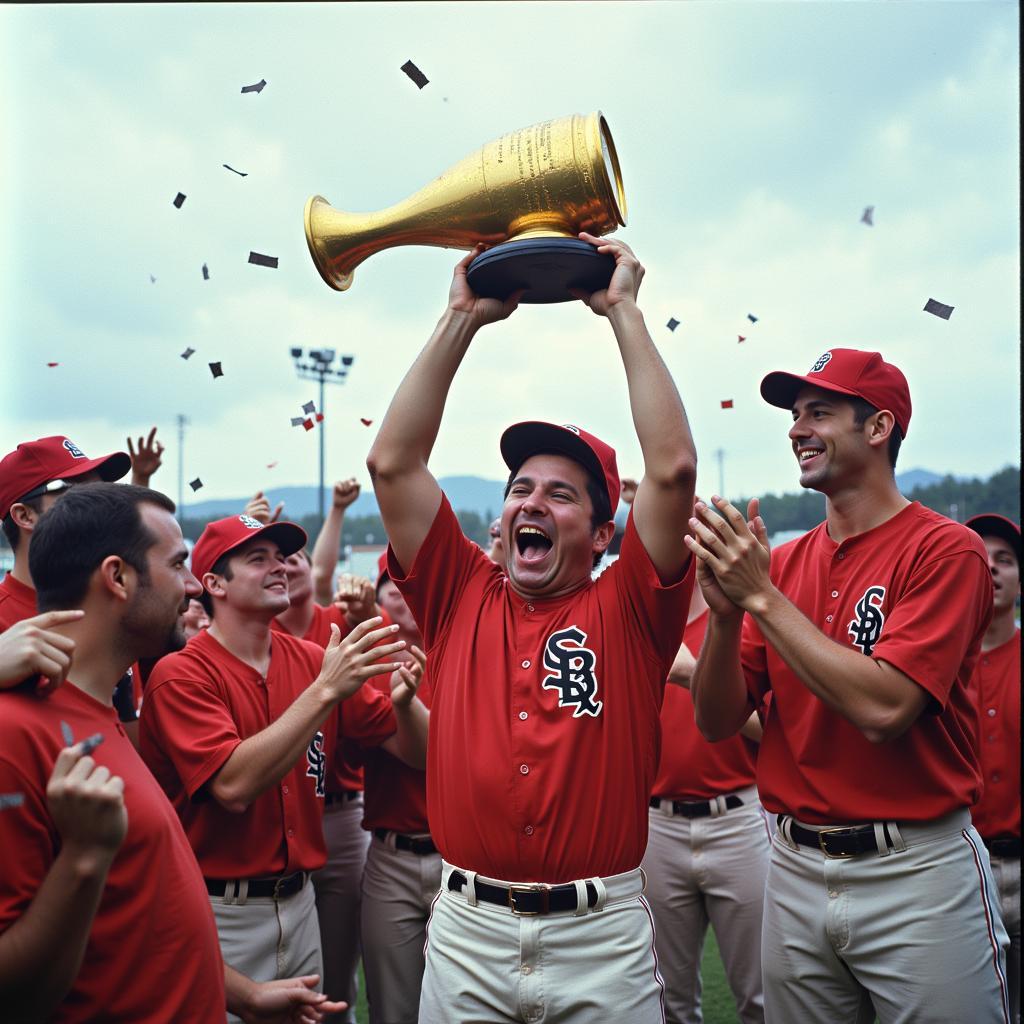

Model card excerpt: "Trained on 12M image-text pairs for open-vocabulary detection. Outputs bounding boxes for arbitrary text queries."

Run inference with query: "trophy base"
[466,237,615,304]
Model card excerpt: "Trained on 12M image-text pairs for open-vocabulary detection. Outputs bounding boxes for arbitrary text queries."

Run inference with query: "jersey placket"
[265,665,299,867]
[512,602,544,860]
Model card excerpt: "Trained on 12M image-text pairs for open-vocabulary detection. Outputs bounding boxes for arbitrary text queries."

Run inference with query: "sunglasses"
[16,478,74,503]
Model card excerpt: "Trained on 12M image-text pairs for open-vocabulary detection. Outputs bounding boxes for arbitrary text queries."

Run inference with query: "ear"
[203,571,227,601]
[97,555,132,603]
[592,520,617,555]
[8,502,41,534]
[864,409,897,451]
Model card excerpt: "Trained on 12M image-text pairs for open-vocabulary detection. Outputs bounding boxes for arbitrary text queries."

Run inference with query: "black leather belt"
[374,828,437,856]
[984,837,1021,858]
[324,790,361,806]
[205,871,306,899]
[781,815,890,859]
[447,869,598,916]
[651,795,743,818]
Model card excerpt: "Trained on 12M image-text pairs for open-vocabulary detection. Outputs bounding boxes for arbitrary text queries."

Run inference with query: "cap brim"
[965,514,1020,558]
[500,422,606,493]
[63,451,132,484]
[759,371,862,410]
[219,522,308,567]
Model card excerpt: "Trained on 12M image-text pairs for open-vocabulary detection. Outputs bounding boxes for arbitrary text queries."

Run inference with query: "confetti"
[209,362,223,379]
[861,206,874,226]
[202,263,209,281]
[173,192,186,209]
[181,347,195,360]
[923,298,954,320]
[80,733,104,756]
[737,336,746,343]
[190,477,203,491]
[267,461,279,469]
[46,362,59,367]
[302,401,316,414]
[666,317,680,332]
[241,78,267,94]
[248,252,279,269]
[223,164,248,177]
[0,793,25,810]
[290,416,305,427]
[720,400,734,409]
[315,413,324,423]
[61,720,74,747]
[401,60,429,89]
[341,356,354,367]
[302,418,314,431]
[360,418,373,427]
[149,274,157,283]
[747,313,758,323]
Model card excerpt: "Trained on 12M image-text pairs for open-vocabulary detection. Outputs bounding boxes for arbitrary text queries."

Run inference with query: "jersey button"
[522,659,531,669]
[987,708,997,717]
[831,590,839,598]
[825,615,833,623]
[287,828,295,837]
[837,553,845,560]
[524,825,534,836]
[526,604,535,612]
[520,764,530,775]
[992,772,1002,783]
[519,711,529,720]
[282,785,289,795]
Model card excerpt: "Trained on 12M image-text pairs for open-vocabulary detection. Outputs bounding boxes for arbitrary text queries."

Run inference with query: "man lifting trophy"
[332,111,699,1023]
[304,111,627,303]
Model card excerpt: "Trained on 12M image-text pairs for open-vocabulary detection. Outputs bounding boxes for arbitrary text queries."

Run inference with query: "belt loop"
[885,821,906,853]
[873,821,891,857]
[591,874,607,912]
[656,798,670,818]
[221,880,235,906]
[778,814,798,851]
[572,878,589,917]
[463,869,478,907]
[713,795,726,818]
[237,879,249,906]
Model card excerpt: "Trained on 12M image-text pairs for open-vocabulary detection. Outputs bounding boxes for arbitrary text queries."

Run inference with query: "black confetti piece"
[400,60,429,89]
[190,477,204,491]
[209,362,223,378]
[861,206,874,226]
[181,347,195,360]
[173,192,186,209]
[924,298,954,320]
[223,164,248,177]
[248,251,279,269]
[202,263,209,281]
[666,318,680,332]
[241,78,267,94]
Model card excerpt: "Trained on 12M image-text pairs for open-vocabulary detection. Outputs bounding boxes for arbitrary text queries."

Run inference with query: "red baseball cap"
[375,550,390,592]
[0,436,131,519]
[760,349,912,437]
[191,514,308,582]
[965,513,1020,564]
[500,421,619,518]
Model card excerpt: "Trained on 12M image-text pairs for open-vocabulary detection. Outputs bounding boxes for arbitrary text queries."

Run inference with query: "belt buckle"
[817,826,859,859]
[508,883,549,916]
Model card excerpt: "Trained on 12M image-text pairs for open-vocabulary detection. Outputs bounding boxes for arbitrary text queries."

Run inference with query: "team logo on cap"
[238,515,264,530]
[561,424,581,435]
[62,439,86,459]
[848,585,886,657]
[541,625,603,718]
[306,730,326,797]
[809,352,833,373]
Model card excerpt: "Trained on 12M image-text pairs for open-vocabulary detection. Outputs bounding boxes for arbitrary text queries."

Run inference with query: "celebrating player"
[688,349,1010,1022]
[367,234,697,1021]
[965,512,1021,1024]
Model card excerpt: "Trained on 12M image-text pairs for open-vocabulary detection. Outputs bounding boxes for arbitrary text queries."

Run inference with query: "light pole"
[289,348,353,530]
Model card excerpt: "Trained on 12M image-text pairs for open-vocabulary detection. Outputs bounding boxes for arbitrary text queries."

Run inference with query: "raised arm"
[127,427,165,488]
[575,233,696,583]
[311,480,360,606]
[367,246,522,572]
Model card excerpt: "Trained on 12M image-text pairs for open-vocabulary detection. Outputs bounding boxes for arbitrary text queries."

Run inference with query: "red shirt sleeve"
[142,674,242,798]
[0,761,55,931]
[872,550,993,708]
[388,494,497,650]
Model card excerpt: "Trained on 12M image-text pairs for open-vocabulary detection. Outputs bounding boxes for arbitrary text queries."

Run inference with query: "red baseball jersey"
[741,502,991,824]
[388,496,693,883]
[139,628,396,878]
[652,610,759,800]
[351,666,434,835]
[0,571,36,630]
[272,603,367,792]
[0,682,225,1022]
[969,629,1021,840]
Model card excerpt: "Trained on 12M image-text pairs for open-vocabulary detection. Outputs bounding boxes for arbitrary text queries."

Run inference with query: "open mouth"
[515,524,553,563]
[797,447,824,467]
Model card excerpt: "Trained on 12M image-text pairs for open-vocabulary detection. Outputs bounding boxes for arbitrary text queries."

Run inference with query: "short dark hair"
[849,397,903,469]
[30,483,176,611]
[1,495,45,553]
[198,551,234,619]
[503,452,614,570]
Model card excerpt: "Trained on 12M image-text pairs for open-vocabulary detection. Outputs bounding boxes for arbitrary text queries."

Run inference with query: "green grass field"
[353,930,740,1022]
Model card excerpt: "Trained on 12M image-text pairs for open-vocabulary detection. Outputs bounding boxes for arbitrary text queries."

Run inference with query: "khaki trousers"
[641,788,771,1023]
[763,810,1010,1024]
[419,862,665,1024]
[313,795,372,1022]
[211,877,323,1024]
[990,853,1021,1024]
[360,832,443,1023]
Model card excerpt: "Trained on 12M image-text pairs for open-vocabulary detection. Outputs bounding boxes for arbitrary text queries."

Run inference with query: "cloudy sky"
[2,2,1018,512]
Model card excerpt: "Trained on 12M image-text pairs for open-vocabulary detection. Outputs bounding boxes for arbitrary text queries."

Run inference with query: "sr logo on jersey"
[848,585,886,656]
[541,626,603,718]
[306,730,326,797]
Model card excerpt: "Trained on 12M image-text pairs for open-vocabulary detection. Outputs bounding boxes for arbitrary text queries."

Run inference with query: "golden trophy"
[304,112,626,303]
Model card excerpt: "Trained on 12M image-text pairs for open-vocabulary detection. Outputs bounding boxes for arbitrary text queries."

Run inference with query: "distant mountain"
[182,476,507,520]
[896,468,945,491]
